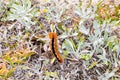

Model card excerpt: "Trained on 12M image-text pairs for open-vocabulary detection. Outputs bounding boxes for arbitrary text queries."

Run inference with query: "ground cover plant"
[0,0,120,80]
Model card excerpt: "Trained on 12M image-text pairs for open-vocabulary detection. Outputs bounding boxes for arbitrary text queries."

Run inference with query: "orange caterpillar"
[48,32,63,63]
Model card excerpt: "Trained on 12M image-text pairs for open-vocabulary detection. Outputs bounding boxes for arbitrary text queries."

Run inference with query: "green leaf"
[6,68,15,78]
[79,54,92,60]
[62,39,75,53]
[6,0,39,29]
[45,71,58,78]
[89,61,98,69]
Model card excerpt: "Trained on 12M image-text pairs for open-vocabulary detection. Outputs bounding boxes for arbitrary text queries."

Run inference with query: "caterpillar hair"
[48,32,63,63]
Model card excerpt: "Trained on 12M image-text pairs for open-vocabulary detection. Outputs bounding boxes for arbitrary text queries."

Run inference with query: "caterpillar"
[48,32,63,63]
